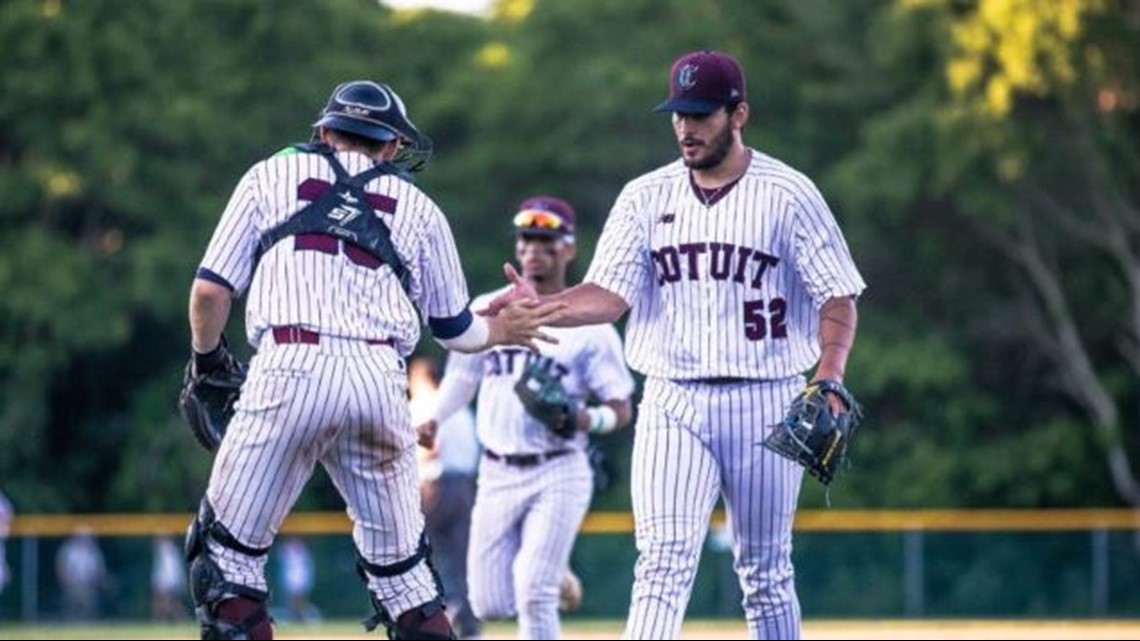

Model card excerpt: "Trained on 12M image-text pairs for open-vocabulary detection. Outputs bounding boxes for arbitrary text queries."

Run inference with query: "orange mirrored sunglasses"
[512,209,567,230]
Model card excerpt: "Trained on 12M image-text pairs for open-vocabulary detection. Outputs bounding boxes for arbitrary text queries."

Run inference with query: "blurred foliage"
[0,0,1137,516]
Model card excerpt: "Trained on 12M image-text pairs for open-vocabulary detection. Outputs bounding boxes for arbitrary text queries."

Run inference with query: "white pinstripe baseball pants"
[624,376,805,640]
[204,337,440,619]
[467,450,593,640]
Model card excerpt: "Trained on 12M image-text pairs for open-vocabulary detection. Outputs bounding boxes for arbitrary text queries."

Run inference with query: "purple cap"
[654,50,747,114]
[512,195,576,238]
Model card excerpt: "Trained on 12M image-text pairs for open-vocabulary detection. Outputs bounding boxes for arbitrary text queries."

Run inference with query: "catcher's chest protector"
[254,143,411,295]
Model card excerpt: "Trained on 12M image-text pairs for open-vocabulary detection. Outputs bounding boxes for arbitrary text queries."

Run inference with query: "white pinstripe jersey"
[198,147,470,356]
[585,149,866,380]
[443,288,635,455]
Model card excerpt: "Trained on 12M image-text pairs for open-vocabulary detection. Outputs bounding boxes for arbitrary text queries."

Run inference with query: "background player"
[488,51,866,640]
[151,536,187,621]
[185,80,560,640]
[56,526,108,621]
[417,196,635,640]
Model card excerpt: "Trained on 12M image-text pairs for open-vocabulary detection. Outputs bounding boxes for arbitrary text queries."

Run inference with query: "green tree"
[937,0,1140,507]
[3,0,1137,515]
[0,0,489,511]
[888,0,1138,506]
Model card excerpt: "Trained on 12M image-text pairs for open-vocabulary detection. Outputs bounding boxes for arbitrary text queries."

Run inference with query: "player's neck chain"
[690,173,743,208]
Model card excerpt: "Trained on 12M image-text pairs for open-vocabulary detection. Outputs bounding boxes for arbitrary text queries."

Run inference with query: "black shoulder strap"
[253,145,411,296]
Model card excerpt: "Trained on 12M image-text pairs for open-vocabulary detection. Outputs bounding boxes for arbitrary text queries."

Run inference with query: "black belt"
[688,377,752,385]
[484,448,572,468]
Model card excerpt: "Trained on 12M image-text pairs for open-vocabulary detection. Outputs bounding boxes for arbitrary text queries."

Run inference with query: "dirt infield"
[2,619,1138,639]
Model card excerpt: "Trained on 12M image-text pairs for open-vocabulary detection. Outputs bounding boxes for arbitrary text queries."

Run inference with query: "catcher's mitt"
[178,340,247,452]
[514,358,576,439]
[761,379,863,485]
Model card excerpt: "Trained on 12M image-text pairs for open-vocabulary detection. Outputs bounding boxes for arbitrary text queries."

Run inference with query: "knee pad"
[185,499,272,640]
[355,532,450,639]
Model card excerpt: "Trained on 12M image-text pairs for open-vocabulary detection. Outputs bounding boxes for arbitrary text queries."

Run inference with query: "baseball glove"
[761,379,863,485]
[514,358,576,439]
[177,339,247,452]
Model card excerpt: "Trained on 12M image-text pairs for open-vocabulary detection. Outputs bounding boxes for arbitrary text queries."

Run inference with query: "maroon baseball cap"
[654,50,747,114]
[512,195,576,238]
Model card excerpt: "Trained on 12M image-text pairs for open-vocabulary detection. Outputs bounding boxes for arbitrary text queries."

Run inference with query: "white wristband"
[586,405,618,435]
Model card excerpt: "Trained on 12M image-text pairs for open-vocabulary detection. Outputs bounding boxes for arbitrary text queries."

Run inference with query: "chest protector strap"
[254,143,411,295]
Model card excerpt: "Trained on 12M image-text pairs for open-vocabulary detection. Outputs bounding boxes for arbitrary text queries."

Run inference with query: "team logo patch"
[657,212,676,224]
[327,191,363,225]
[677,64,698,90]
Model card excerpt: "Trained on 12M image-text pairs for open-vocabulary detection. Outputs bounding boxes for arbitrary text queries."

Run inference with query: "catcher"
[179,80,561,641]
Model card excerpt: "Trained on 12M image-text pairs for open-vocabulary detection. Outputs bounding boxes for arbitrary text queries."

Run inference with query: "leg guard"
[355,533,454,640]
[185,499,273,640]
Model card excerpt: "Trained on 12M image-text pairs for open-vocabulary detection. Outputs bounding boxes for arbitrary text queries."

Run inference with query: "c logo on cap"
[677,64,698,89]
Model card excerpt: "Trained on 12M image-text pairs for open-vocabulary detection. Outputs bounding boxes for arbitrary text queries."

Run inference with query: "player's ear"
[731,102,749,129]
[379,138,403,162]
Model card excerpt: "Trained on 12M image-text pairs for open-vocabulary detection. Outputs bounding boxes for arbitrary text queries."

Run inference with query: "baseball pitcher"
[485,52,867,640]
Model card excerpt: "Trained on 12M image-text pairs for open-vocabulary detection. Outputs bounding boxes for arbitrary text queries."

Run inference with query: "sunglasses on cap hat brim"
[512,209,572,235]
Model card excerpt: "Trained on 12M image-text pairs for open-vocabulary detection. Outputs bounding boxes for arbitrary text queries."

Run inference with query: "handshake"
[476,263,569,351]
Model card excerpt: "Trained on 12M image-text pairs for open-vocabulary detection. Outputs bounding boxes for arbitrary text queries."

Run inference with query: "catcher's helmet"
[313,80,433,173]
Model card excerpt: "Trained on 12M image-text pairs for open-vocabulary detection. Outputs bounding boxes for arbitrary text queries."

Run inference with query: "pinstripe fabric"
[580,147,863,640]
[207,339,438,617]
[585,150,866,380]
[624,376,803,640]
[447,288,635,455]
[196,146,469,622]
[467,451,593,640]
[444,289,635,640]
[199,149,470,356]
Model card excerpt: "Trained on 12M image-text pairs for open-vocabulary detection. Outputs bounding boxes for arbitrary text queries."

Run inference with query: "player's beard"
[682,120,733,171]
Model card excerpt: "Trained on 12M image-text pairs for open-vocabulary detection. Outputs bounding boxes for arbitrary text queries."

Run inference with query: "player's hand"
[415,419,438,449]
[824,391,846,417]
[478,263,539,317]
[810,376,848,417]
[487,298,565,351]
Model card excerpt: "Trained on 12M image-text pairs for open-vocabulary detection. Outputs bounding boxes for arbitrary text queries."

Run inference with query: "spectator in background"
[56,526,107,621]
[277,537,321,624]
[409,355,482,640]
[151,536,187,621]
[0,491,12,594]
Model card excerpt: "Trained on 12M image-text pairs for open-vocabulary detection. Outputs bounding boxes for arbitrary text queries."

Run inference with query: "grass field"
[2,619,1139,639]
